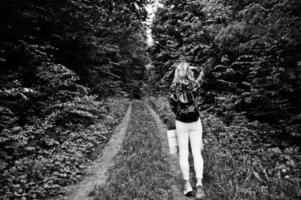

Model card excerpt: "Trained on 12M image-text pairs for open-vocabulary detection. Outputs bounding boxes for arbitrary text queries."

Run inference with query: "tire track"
[67,104,132,200]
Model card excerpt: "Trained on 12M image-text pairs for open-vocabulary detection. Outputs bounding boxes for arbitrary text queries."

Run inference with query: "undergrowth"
[147,96,301,200]
[0,97,129,200]
[91,101,174,200]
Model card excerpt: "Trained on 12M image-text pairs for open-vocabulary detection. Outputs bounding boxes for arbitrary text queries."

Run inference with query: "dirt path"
[67,103,132,200]
[67,100,193,200]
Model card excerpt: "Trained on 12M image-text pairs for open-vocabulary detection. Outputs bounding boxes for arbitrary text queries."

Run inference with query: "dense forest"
[150,0,301,142]
[0,0,148,199]
[1,0,301,199]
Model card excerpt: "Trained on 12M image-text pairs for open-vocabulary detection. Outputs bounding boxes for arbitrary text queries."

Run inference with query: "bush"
[0,60,130,199]
[0,97,129,199]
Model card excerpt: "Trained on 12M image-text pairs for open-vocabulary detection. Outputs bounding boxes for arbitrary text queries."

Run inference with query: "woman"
[169,61,205,199]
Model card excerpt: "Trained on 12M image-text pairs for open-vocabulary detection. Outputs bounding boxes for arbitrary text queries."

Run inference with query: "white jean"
[176,118,204,180]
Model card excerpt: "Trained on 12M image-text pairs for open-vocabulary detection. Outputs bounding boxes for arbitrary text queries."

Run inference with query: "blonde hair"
[172,61,195,85]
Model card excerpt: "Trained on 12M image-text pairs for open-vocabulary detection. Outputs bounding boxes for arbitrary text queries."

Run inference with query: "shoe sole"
[184,190,193,197]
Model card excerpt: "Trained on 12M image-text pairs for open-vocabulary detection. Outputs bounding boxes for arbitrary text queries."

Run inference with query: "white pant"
[176,119,204,180]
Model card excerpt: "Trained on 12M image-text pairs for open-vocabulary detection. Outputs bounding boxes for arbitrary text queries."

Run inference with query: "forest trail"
[68,100,194,200]
[1,1,300,200]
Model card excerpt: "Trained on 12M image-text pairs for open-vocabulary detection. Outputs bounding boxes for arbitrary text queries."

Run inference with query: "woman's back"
[169,80,200,123]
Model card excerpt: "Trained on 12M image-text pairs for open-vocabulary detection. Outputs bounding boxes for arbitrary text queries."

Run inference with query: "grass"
[147,96,301,200]
[91,101,174,200]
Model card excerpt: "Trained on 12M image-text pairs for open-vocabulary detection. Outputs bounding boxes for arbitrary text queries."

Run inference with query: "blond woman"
[169,61,205,199]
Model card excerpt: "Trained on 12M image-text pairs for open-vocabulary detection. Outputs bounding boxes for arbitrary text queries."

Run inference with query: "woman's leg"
[175,120,190,181]
[189,119,204,183]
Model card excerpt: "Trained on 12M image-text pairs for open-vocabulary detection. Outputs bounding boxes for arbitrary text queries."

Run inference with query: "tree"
[150,0,301,139]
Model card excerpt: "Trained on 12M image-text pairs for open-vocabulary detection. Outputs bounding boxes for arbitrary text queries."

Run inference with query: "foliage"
[149,0,301,139]
[0,0,149,199]
[0,94,129,199]
[0,0,149,97]
[147,96,301,200]
[0,41,130,200]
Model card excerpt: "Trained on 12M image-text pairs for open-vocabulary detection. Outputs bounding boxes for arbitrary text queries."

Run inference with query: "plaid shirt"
[169,81,200,123]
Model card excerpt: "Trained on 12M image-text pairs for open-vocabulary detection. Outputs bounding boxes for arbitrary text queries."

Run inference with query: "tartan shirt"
[169,80,200,123]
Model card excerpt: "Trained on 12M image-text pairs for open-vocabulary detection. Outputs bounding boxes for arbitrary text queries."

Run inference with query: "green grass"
[147,96,301,200]
[91,101,174,200]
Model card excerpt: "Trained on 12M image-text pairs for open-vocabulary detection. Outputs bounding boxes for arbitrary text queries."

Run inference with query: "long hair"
[172,61,195,85]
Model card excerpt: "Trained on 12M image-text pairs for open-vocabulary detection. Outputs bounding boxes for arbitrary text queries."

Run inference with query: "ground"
[66,100,194,200]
